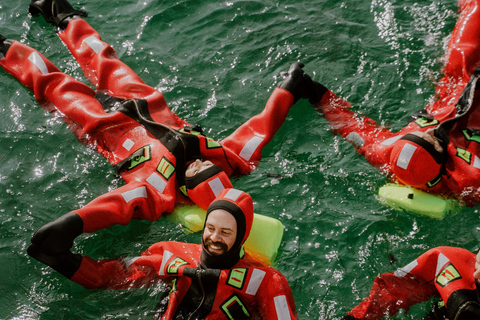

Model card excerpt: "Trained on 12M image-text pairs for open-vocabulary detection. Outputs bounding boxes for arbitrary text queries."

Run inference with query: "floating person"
[308,0,480,209]
[0,0,319,258]
[340,246,480,319]
[28,188,298,319]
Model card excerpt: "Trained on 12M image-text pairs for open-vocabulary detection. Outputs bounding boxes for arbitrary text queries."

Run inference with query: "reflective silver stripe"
[346,132,365,148]
[122,138,135,151]
[245,268,266,295]
[28,52,49,75]
[158,250,174,276]
[223,188,242,201]
[121,186,147,203]
[208,177,225,197]
[474,155,480,169]
[274,295,292,320]
[239,136,263,161]
[123,257,141,268]
[394,259,418,277]
[83,35,105,54]
[381,135,402,146]
[396,143,417,170]
[435,253,449,277]
[146,173,167,194]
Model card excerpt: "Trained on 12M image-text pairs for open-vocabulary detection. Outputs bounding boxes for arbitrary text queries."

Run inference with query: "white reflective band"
[346,132,365,148]
[245,268,266,295]
[121,186,147,203]
[396,143,417,170]
[208,177,225,197]
[239,136,264,161]
[474,155,480,169]
[147,173,167,194]
[223,188,242,201]
[83,35,105,54]
[435,253,450,277]
[28,52,49,75]
[123,256,141,268]
[274,295,292,320]
[381,135,402,146]
[394,259,418,277]
[122,139,135,151]
[159,250,174,276]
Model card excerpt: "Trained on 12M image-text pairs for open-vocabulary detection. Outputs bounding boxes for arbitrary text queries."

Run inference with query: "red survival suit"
[70,241,297,320]
[0,18,295,233]
[315,0,480,205]
[347,246,480,319]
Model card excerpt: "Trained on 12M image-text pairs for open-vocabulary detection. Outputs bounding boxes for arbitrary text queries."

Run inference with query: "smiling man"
[0,0,319,265]
[28,188,298,319]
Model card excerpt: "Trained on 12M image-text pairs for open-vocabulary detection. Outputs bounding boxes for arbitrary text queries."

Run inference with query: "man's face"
[474,249,480,281]
[185,159,215,178]
[411,128,444,153]
[202,209,237,256]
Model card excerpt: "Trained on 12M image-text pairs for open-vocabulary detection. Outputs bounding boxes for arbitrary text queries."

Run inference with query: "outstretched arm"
[28,241,201,290]
[313,89,405,168]
[347,272,437,319]
[221,63,322,169]
[346,247,477,320]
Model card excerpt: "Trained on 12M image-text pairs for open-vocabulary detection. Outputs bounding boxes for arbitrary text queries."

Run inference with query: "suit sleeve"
[314,90,403,168]
[256,270,298,320]
[69,249,163,290]
[74,180,175,233]
[69,242,195,290]
[347,248,448,319]
[221,87,294,169]
[348,272,438,319]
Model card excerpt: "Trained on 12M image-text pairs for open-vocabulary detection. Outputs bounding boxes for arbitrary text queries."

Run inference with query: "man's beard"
[203,238,228,256]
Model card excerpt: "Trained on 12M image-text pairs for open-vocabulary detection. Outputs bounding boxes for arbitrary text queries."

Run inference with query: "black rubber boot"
[29,0,87,30]
[0,35,13,57]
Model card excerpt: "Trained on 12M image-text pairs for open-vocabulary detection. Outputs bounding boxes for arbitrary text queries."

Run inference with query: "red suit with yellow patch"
[72,241,297,319]
[348,246,479,319]
[315,0,480,204]
[0,18,295,233]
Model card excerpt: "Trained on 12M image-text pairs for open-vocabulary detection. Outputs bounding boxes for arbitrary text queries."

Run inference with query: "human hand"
[27,243,82,278]
[30,212,83,255]
[278,62,327,103]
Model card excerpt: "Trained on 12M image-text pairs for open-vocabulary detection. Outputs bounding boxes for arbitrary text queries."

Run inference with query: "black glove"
[27,244,82,278]
[182,267,221,283]
[340,316,358,320]
[0,35,13,56]
[30,212,83,255]
[29,0,87,30]
[278,62,327,104]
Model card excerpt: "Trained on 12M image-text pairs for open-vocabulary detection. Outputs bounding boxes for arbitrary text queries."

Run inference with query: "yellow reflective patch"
[415,118,439,128]
[221,295,250,320]
[436,263,462,287]
[227,268,247,289]
[128,146,151,170]
[462,129,480,143]
[179,185,187,197]
[167,257,189,275]
[157,157,175,180]
[206,137,221,149]
[456,147,472,164]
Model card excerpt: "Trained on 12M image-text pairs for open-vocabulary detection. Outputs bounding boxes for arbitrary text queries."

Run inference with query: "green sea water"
[1,0,479,319]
